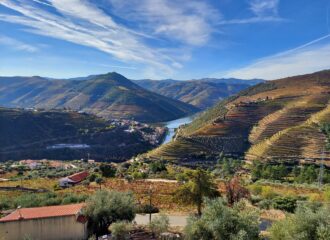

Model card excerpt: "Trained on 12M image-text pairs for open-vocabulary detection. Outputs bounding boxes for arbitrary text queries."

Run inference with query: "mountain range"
[146,70,330,167]
[133,78,263,109]
[0,72,198,123]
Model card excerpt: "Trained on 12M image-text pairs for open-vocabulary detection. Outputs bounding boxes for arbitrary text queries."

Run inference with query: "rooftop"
[68,171,88,182]
[0,203,85,223]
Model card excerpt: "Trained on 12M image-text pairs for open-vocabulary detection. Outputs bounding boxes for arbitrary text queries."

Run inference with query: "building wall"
[0,215,87,240]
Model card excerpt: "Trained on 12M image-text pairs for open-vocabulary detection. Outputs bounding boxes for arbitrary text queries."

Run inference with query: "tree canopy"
[184,198,260,240]
[83,190,135,236]
[269,204,330,240]
[175,168,219,216]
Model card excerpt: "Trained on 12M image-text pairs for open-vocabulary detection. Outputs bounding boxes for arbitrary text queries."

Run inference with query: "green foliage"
[135,204,159,214]
[100,164,116,178]
[251,161,288,181]
[109,221,132,240]
[269,204,330,240]
[251,161,330,184]
[0,192,87,210]
[149,214,170,237]
[83,190,135,236]
[149,160,167,174]
[175,169,219,216]
[214,155,242,179]
[324,186,330,201]
[184,198,260,240]
[295,166,318,184]
[272,196,297,213]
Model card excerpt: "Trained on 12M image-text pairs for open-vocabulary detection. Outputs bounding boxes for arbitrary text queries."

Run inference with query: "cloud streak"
[0,0,189,75]
[107,0,220,46]
[223,34,330,80]
[0,35,38,52]
[219,0,283,25]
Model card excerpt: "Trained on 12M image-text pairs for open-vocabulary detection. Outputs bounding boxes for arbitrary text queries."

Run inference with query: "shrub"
[184,198,260,240]
[100,164,116,178]
[269,204,330,240]
[261,186,277,199]
[135,204,159,214]
[149,214,170,237]
[272,196,297,213]
[149,160,167,174]
[249,184,263,195]
[258,199,273,210]
[324,186,330,202]
[109,221,132,240]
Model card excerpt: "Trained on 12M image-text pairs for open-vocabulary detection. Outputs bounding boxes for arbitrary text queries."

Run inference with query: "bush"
[149,160,167,174]
[149,214,170,237]
[261,186,277,199]
[135,204,159,214]
[269,204,330,240]
[109,221,132,240]
[258,199,273,210]
[184,198,260,240]
[100,164,116,178]
[324,186,330,202]
[272,196,297,213]
[249,184,263,195]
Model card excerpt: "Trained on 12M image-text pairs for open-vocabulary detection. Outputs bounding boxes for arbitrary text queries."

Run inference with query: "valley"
[145,70,330,168]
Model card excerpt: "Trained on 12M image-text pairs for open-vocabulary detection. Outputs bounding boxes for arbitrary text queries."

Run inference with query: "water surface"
[162,116,193,144]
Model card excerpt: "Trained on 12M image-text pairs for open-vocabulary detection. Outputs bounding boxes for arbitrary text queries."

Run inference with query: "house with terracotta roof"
[0,203,88,240]
[59,171,89,187]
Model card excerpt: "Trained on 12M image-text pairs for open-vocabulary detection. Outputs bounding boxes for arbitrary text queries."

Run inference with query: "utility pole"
[318,148,325,189]
[148,185,153,224]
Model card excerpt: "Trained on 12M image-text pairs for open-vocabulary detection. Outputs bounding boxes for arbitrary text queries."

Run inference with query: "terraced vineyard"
[145,70,330,167]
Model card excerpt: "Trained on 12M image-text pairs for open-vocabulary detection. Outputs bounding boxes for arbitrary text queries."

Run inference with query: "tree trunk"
[197,203,202,217]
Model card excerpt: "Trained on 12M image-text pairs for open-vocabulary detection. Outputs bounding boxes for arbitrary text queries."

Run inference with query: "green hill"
[0,73,198,123]
[0,108,158,162]
[134,78,262,109]
[146,70,330,167]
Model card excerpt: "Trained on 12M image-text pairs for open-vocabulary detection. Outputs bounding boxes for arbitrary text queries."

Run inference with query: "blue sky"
[0,0,330,80]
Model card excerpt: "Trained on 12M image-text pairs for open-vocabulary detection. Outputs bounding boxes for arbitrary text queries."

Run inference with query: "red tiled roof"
[0,203,85,223]
[68,171,88,183]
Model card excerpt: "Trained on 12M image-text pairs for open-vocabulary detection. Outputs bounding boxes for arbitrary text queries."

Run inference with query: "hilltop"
[0,73,198,123]
[134,78,263,109]
[145,70,330,167]
[0,107,164,162]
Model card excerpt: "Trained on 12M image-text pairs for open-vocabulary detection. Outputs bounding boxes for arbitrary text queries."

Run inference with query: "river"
[161,116,194,144]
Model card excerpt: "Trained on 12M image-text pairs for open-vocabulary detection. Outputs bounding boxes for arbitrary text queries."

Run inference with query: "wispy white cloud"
[107,0,221,46]
[250,0,279,17]
[0,35,38,52]
[0,0,188,75]
[219,0,283,25]
[222,35,330,80]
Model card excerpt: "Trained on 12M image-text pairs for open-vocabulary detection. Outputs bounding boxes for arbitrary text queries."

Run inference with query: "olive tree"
[184,198,260,240]
[83,190,135,236]
[269,204,330,240]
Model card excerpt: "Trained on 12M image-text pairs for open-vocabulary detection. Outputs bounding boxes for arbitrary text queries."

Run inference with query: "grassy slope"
[0,73,198,123]
[146,70,330,166]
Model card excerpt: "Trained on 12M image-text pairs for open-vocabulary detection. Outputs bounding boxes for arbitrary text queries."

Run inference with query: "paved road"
[135,214,187,227]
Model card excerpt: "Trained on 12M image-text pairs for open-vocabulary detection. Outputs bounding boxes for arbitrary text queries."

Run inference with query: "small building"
[59,171,89,188]
[0,203,88,240]
[19,159,41,169]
